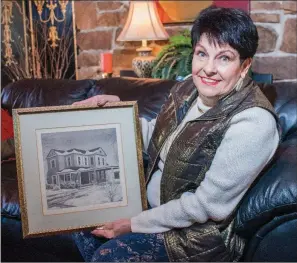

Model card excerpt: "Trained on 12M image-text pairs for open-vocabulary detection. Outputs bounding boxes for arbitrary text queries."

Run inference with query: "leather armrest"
[235,135,297,238]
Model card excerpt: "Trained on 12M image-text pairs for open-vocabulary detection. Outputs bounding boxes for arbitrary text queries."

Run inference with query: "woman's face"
[192,34,251,105]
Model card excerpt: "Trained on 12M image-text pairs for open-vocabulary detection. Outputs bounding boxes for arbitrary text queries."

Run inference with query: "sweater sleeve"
[131,107,279,233]
[140,117,156,153]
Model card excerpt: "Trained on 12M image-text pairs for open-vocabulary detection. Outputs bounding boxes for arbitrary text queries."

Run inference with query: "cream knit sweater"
[131,96,279,233]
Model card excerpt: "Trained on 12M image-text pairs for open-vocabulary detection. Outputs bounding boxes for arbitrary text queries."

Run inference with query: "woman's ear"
[241,58,252,78]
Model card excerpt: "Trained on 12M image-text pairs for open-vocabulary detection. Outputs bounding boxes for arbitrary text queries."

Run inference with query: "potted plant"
[152,30,193,80]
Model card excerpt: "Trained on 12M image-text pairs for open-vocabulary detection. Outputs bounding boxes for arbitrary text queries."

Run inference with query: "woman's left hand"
[91,218,131,238]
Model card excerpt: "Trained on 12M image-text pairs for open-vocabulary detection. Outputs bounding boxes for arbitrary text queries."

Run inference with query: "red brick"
[280,19,297,53]
[282,1,297,13]
[75,2,98,30]
[252,56,297,80]
[256,26,277,53]
[251,2,281,11]
[97,1,123,11]
[77,52,101,68]
[97,11,127,27]
[76,31,113,50]
[251,13,280,23]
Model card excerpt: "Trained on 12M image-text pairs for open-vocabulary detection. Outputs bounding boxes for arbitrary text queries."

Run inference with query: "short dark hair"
[191,6,258,60]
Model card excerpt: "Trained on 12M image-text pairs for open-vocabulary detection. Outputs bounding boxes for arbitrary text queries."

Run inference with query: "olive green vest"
[146,76,279,261]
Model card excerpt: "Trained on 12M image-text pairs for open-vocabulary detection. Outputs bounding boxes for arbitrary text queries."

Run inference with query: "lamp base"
[132,51,155,78]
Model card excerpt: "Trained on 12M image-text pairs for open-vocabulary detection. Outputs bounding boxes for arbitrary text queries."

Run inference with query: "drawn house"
[46,147,120,188]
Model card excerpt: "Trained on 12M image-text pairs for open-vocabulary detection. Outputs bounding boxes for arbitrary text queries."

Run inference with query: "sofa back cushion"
[90,77,177,120]
[1,78,97,114]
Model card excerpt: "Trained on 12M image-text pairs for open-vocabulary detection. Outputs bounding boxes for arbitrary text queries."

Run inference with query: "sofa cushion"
[1,159,20,219]
[1,138,15,161]
[89,77,177,120]
[1,78,97,114]
[235,134,297,238]
[1,217,83,262]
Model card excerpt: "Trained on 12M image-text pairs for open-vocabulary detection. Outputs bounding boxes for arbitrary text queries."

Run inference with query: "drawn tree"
[104,181,119,202]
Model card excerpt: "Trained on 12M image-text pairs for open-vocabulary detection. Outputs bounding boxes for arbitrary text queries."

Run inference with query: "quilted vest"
[145,76,280,261]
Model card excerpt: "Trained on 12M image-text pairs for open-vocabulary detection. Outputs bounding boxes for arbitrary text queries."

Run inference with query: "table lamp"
[117,1,169,78]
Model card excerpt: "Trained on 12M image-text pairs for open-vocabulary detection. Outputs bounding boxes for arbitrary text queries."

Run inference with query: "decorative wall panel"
[1,0,78,86]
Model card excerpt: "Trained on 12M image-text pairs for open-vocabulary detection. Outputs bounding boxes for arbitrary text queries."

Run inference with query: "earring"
[234,77,244,91]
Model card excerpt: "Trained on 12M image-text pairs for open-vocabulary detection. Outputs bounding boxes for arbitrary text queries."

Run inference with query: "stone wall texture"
[75,1,297,82]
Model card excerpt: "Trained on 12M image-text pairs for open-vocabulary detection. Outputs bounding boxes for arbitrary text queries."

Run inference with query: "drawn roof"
[57,165,120,174]
[46,147,107,158]
[67,148,86,154]
[89,147,107,156]
[57,167,90,173]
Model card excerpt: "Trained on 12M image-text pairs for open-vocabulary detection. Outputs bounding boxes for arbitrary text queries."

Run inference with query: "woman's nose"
[203,59,217,75]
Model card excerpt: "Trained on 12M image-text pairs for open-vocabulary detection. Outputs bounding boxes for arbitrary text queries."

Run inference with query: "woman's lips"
[200,77,221,86]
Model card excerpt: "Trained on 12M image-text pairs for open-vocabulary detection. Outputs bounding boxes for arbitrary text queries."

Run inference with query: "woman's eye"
[220,55,230,62]
[197,51,206,57]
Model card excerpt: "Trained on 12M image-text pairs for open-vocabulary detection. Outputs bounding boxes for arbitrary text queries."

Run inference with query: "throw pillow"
[1,108,14,141]
[1,109,15,160]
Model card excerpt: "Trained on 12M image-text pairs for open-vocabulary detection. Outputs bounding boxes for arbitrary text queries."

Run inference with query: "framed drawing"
[156,0,250,24]
[13,102,146,238]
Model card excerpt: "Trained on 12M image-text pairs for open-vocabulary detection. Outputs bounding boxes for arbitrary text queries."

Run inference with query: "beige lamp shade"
[117,1,169,41]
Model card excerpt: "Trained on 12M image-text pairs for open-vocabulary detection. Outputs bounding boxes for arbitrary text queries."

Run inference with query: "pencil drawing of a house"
[46,146,120,188]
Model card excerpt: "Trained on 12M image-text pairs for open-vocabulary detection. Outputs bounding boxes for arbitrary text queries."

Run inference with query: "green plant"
[152,30,193,80]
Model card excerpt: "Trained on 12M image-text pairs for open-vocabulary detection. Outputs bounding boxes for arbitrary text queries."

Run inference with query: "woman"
[72,6,280,262]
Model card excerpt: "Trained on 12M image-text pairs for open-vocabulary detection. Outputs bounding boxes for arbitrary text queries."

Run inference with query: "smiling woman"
[192,35,251,106]
[72,6,280,262]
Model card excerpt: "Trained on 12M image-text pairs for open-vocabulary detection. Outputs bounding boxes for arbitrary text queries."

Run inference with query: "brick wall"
[75,1,296,82]
[251,1,297,82]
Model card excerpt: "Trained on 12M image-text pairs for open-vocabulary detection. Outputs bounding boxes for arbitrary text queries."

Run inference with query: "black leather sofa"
[1,77,297,262]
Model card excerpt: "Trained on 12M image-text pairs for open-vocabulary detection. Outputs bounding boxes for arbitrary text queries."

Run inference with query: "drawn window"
[65,174,71,182]
[100,170,106,179]
[102,158,105,165]
[71,173,76,181]
[84,157,88,166]
[114,171,120,179]
[67,157,71,166]
[51,160,55,168]
[90,157,94,165]
[78,156,81,165]
[98,157,100,165]
[59,174,65,183]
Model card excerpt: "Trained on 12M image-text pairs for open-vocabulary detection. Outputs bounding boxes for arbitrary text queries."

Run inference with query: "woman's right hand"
[72,95,120,106]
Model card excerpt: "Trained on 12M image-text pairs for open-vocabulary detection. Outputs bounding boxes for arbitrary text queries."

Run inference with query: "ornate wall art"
[1,0,78,85]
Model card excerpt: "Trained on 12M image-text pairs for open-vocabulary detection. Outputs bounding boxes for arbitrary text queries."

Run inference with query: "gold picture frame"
[13,102,147,238]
